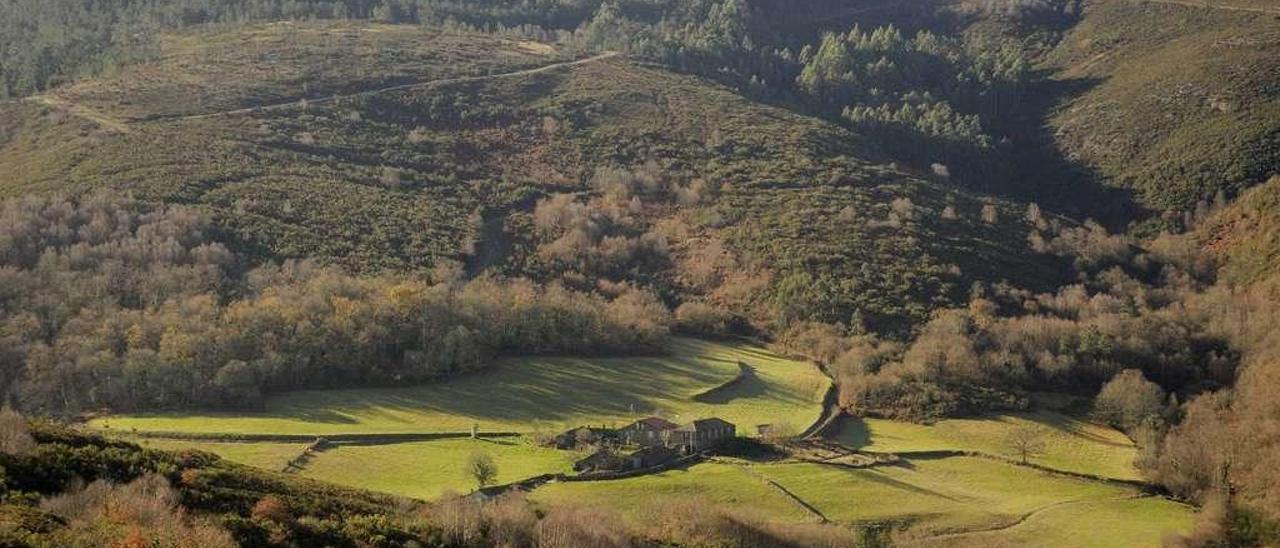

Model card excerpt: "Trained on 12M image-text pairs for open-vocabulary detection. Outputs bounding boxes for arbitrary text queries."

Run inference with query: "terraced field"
[827,411,1142,480]
[94,338,829,436]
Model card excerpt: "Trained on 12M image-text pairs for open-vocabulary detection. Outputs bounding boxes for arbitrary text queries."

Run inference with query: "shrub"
[536,505,629,548]
[1094,369,1167,433]
[251,496,291,524]
[674,302,734,336]
[40,474,235,548]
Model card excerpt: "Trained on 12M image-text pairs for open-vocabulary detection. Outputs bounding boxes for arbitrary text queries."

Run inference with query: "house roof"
[626,417,679,431]
[677,418,735,432]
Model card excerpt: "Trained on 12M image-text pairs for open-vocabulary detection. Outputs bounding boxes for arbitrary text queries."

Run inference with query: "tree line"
[0,194,670,415]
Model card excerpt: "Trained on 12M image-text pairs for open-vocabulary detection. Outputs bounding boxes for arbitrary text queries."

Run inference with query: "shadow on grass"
[238,339,797,428]
[693,364,767,404]
[1021,411,1132,448]
[824,416,872,450]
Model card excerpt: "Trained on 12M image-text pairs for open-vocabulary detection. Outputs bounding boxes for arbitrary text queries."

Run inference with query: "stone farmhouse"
[618,416,680,447]
[671,418,736,451]
[561,416,738,474]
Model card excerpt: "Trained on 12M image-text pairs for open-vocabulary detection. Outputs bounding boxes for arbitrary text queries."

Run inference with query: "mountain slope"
[0,20,1066,334]
[1044,0,1280,214]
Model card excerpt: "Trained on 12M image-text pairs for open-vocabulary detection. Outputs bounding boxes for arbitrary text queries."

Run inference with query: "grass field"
[827,411,1142,480]
[299,437,581,499]
[131,438,305,471]
[131,435,581,499]
[758,458,1137,532]
[529,457,1192,543]
[93,338,829,436]
[529,462,814,524]
[916,496,1196,548]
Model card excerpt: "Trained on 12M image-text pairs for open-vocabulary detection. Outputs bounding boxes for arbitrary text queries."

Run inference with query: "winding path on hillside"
[26,52,621,131]
[30,94,131,134]
[916,494,1150,544]
[171,51,621,121]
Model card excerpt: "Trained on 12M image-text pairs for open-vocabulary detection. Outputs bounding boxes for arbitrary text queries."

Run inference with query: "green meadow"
[828,411,1142,480]
[94,338,829,436]
[917,496,1196,548]
[299,437,581,500]
[529,462,815,523]
[758,458,1135,532]
[529,458,1193,544]
[96,338,1192,546]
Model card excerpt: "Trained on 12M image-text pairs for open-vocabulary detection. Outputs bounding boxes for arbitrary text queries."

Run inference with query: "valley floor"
[107,338,1194,546]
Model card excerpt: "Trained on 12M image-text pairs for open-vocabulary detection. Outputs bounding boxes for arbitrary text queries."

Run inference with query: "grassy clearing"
[529,462,813,524]
[758,457,1139,533]
[300,437,580,500]
[93,338,828,436]
[828,411,1141,480]
[917,496,1196,548]
[130,438,305,471]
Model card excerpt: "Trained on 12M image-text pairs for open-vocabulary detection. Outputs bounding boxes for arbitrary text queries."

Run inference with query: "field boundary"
[865,449,1151,488]
[282,438,331,474]
[731,462,829,523]
[120,430,522,444]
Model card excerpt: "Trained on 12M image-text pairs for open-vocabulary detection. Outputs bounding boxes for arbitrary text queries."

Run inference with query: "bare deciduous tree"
[0,408,35,456]
[1006,425,1047,465]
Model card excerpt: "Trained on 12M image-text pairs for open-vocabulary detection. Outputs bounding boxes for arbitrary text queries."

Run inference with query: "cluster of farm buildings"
[550,416,738,474]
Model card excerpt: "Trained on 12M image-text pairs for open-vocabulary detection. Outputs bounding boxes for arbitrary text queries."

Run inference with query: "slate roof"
[626,417,680,430]
[676,417,735,432]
